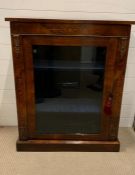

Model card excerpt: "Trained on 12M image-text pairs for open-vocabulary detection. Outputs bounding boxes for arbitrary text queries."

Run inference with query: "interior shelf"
[34,60,104,70]
[36,98,101,113]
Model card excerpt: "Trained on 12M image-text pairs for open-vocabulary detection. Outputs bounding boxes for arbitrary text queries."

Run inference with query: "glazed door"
[23,36,118,140]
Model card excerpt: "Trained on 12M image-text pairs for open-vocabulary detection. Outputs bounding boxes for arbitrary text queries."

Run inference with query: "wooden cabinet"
[6,18,135,151]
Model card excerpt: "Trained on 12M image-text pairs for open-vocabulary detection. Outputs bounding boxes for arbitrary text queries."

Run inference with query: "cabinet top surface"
[5,18,135,25]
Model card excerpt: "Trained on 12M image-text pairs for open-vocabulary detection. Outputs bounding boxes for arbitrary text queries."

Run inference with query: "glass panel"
[32,45,106,134]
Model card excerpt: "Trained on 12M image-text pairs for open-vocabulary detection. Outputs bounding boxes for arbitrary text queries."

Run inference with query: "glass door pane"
[32,45,106,134]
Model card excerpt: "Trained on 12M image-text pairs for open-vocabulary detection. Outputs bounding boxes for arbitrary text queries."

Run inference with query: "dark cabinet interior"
[33,45,106,134]
[6,18,135,152]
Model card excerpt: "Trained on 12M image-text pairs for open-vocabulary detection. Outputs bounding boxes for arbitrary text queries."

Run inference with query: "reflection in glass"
[32,46,106,134]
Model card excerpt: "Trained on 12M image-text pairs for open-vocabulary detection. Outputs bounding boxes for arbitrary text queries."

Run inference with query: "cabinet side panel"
[109,35,131,140]
[11,31,28,140]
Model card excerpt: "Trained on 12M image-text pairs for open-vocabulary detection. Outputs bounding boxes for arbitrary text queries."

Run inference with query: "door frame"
[22,35,118,141]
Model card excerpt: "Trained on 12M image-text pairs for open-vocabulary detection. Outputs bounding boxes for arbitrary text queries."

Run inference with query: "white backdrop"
[0,0,135,126]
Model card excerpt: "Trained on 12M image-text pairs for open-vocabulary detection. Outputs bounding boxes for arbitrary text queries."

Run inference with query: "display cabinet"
[6,18,135,151]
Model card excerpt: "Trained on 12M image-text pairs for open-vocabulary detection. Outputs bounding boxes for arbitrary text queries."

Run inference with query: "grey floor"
[0,127,135,175]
